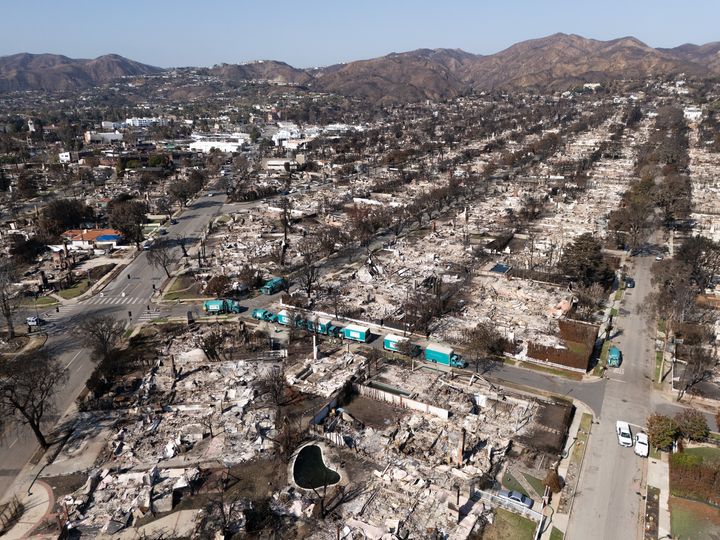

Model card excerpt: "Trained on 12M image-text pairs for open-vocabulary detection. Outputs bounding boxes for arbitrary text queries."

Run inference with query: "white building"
[189,132,250,153]
[59,151,72,163]
[101,121,122,130]
[683,106,702,122]
[125,117,169,128]
[264,159,298,172]
[84,131,123,144]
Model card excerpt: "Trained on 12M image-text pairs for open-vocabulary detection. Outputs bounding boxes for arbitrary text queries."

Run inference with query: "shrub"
[544,469,564,494]
[669,451,720,505]
[675,409,709,441]
[646,414,678,450]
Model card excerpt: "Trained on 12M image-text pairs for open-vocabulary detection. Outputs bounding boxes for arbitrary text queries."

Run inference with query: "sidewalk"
[2,479,54,539]
[46,257,133,307]
[540,400,594,540]
[646,452,671,539]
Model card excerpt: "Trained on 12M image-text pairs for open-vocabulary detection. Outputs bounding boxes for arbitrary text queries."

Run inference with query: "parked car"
[498,489,534,509]
[26,316,44,326]
[634,432,649,457]
[616,421,633,447]
[625,277,635,288]
[158,228,168,235]
[655,255,664,261]
[170,219,178,225]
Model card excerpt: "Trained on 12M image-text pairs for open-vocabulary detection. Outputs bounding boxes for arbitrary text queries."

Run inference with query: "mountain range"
[1,33,719,102]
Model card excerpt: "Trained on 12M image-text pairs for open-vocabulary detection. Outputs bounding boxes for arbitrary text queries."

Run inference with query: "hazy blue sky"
[2,0,718,67]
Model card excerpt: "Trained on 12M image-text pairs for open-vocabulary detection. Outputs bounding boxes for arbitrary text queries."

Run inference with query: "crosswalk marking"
[83,296,146,305]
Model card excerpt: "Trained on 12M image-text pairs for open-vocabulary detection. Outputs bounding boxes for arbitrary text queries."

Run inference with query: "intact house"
[59,229,125,251]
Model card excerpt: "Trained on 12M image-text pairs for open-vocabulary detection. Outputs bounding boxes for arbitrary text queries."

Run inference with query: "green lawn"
[482,507,536,540]
[654,351,664,384]
[683,447,720,461]
[520,360,584,381]
[593,341,611,376]
[19,296,58,308]
[163,275,208,301]
[658,319,666,334]
[549,527,564,540]
[670,496,720,539]
[568,413,592,466]
[649,445,661,460]
[57,278,91,299]
[610,307,619,317]
[522,473,545,496]
[502,471,529,497]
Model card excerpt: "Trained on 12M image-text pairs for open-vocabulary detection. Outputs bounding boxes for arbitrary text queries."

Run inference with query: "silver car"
[498,489,534,509]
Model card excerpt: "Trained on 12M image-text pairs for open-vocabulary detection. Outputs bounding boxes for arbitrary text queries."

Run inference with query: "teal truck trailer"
[307,317,341,337]
[276,309,306,328]
[383,334,421,356]
[203,299,242,314]
[425,343,465,367]
[341,323,370,342]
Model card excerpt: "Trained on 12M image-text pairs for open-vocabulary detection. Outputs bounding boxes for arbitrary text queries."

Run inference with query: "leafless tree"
[297,262,321,303]
[0,350,67,449]
[260,365,287,406]
[465,322,508,373]
[80,315,125,362]
[204,470,246,538]
[676,345,718,400]
[0,262,18,339]
[201,329,226,361]
[147,238,178,278]
[156,196,172,219]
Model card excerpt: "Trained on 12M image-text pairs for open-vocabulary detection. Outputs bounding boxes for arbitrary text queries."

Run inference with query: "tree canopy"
[558,233,614,288]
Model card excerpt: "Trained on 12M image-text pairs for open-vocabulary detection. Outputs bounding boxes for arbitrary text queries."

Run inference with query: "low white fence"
[472,489,542,522]
[353,383,450,420]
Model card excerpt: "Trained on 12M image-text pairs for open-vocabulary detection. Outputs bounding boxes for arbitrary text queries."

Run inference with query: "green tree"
[40,198,94,237]
[558,233,614,288]
[674,409,709,441]
[646,414,678,450]
[109,200,147,248]
[675,235,720,290]
[17,172,38,198]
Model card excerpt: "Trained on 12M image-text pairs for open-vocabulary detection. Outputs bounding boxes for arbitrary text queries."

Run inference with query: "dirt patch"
[517,400,574,454]
[44,473,88,501]
[343,394,406,428]
[225,457,289,499]
[644,485,659,539]
[0,335,30,354]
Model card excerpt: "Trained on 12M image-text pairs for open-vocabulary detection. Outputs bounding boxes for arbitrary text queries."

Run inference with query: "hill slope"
[0,53,162,92]
[1,33,718,99]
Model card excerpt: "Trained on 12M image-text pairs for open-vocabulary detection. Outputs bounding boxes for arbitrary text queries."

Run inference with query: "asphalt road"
[0,192,227,503]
